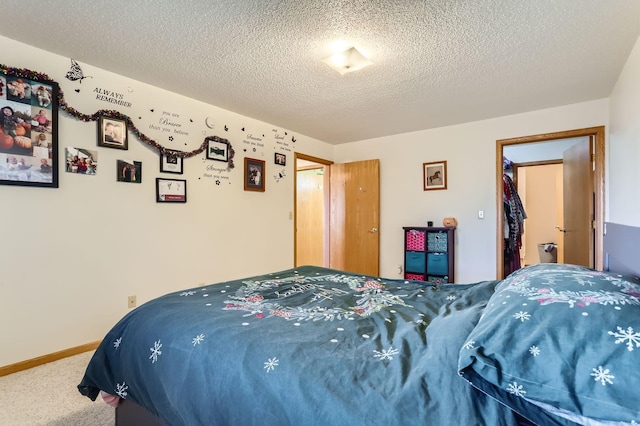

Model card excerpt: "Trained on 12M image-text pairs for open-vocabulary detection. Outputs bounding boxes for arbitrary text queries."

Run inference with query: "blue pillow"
[458,263,640,424]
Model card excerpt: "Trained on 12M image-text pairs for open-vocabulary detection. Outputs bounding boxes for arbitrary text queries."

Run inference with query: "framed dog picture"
[244,157,265,192]
[423,160,447,191]
[98,116,128,150]
[0,69,59,188]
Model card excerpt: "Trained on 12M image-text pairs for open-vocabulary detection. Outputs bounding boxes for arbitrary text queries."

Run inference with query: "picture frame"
[65,147,98,175]
[423,160,447,191]
[98,116,128,150]
[274,152,286,166]
[117,159,142,183]
[156,178,187,203]
[244,157,265,192]
[160,150,183,174]
[0,70,59,188]
[206,136,229,162]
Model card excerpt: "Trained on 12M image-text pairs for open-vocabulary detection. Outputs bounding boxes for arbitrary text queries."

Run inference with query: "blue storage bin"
[427,253,448,276]
[405,251,426,273]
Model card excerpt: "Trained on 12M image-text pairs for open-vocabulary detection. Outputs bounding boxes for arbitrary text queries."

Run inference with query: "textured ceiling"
[1,0,639,144]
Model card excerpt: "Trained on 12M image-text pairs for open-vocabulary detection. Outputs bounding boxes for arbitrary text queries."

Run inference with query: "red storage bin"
[405,273,425,281]
[406,229,426,251]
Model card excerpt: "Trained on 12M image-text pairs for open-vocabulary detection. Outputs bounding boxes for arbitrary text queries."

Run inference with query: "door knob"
[370,227,379,233]
[555,226,567,233]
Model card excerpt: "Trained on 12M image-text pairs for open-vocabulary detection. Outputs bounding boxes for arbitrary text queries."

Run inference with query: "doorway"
[294,153,332,268]
[496,127,605,279]
[512,160,564,267]
[294,154,381,276]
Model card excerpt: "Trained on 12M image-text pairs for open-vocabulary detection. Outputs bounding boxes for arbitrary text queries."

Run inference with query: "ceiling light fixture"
[323,46,372,75]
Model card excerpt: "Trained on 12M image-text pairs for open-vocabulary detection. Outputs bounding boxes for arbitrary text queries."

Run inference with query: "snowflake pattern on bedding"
[458,264,640,423]
[591,366,615,386]
[373,346,400,361]
[608,326,640,351]
[115,382,128,399]
[507,381,526,397]
[149,340,162,364]
[264,357,279,373]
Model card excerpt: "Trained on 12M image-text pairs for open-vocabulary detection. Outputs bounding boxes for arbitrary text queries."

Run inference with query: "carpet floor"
[0,351,114,425]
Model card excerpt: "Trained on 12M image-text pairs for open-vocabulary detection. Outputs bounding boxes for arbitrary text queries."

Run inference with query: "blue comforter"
[78,266,524,425]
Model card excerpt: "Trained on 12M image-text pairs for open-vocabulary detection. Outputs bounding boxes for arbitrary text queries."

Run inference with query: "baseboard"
[0,340,101,377]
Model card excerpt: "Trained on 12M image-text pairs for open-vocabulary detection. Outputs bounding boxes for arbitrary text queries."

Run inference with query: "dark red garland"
[0,63,235,169]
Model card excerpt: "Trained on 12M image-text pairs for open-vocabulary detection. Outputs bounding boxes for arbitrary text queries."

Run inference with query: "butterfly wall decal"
[65,59,92,84]
[274,169,286,182]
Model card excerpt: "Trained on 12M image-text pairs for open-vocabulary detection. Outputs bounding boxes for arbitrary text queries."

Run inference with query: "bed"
[78,261,640,425]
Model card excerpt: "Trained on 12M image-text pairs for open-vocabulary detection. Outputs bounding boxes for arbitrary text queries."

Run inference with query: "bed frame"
[113,222,639,426]
[116,398,165,426]
[603,222,640,276]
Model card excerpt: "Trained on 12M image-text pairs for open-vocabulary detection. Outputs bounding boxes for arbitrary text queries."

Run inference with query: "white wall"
[0,36,334,366]
[334,100,609,283]
[609,34,640,227]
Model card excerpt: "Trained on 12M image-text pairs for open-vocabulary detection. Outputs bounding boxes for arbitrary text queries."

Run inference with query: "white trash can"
[537,243,557,263]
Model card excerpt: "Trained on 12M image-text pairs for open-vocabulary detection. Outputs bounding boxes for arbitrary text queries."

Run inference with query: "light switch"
[478,210,484,219]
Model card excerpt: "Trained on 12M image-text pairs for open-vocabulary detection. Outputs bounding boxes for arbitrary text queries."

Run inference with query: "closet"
[502,158,526,276]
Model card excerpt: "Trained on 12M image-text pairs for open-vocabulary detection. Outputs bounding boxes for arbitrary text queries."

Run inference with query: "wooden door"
[295,168,325,266]
[562,139,593,267]
[330,159,380,275]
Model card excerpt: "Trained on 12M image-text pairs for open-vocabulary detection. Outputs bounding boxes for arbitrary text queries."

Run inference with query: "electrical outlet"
[128,295,137,308]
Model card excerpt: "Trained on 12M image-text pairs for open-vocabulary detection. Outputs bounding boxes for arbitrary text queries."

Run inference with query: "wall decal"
[65,59,92,84]
[274,169,286,182]
[1,64,235,175]
[93,87,133,108]
[224,125,228,131]
[204,116,215,129]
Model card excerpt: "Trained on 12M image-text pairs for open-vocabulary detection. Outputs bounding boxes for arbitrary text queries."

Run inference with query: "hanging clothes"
[503,173,527,275]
